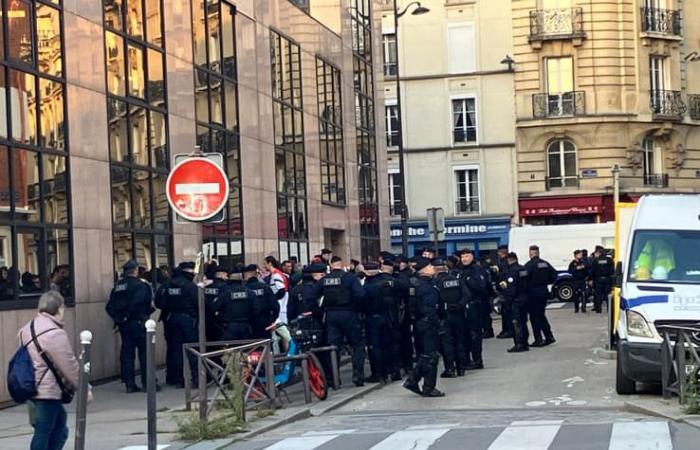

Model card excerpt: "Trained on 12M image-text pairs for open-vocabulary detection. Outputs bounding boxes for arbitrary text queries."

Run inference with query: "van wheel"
[616,351,636,395]
[555,282,574,302]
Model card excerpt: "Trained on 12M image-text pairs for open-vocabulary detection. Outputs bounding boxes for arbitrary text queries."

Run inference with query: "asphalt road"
[231,303,700,449]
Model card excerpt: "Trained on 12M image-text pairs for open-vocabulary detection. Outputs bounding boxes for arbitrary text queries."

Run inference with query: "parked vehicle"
[615,195,700,395]
[509,222,614,301]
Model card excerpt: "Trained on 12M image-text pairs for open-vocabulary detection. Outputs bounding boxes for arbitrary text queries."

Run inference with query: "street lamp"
[393,1,430,256]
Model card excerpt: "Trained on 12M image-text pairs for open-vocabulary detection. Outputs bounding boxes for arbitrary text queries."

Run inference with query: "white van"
[616,195,700,394]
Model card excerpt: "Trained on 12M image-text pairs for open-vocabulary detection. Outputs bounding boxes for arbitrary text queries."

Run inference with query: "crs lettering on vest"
[231,292,248,300]
[598,260,608,265]
[443,280,460,289]
[204,288,219,296]
[114,283,128,292]
[168,288,182,295]
[409,287,416,296]
[324,278,342,286]
[253,289,265,296]
[537,263,548,269]
[519,270,528,278]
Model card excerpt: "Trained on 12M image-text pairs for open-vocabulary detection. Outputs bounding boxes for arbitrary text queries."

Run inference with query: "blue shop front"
[390,217,512,260]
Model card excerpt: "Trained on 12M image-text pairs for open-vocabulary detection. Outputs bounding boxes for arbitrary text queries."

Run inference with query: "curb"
[623,400,700,429]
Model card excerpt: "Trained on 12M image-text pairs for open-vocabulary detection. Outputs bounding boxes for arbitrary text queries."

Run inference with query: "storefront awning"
[519,196,603,217]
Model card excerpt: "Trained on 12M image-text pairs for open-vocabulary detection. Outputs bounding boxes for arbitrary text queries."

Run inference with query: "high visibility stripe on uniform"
[487,420,562,450]
[608,421,672,450]
[368,428,450,450]
[263,435,338,450]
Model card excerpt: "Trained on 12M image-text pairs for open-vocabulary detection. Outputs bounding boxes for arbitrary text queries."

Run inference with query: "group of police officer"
[106,244,561,398]
[568,245,615,314]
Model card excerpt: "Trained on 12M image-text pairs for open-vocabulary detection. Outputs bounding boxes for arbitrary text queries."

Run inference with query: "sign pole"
[195,253,207,421]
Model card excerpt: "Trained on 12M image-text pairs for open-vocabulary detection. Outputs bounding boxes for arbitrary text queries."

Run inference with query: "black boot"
[464,360,484,370]
[391,371,403,382]
[125,384,142,394]
[531,339,546,347]
[496,331,513,339]
[456,368,465,376]
[421,388,445,397]
[421,354,441,394]
[507,345,529,353]
[440,370,456,378]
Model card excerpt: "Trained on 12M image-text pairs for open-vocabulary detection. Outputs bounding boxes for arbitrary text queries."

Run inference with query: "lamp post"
[393,1,429,256]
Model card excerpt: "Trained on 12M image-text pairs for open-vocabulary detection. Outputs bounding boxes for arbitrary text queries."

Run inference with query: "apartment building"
[381,0,518,259]
[513,0,700,225]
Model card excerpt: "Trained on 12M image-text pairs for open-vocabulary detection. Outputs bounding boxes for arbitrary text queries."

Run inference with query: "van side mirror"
[614,261,623,288]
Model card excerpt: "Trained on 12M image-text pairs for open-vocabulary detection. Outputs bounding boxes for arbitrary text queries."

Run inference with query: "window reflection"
[7,0,33,66]
[39,78,64,150]
[42,154,68,225]
[105,32,126,96]
[127,0,144,39]
[128,44,145,98]
[36,3,62,78]
[10,69,37,145]
[104,0,124,31]
[145,0,162,46]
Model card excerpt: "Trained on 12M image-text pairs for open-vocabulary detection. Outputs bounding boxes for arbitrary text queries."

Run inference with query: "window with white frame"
[382,33,397,76]
[447,23,475,73]
[547,139,578,188]
[546,56,574,116]
[649,55,666,114]
[385,104,399,147]
[452,98,477,144]
[454,167,480,214]
[388,170,402,216]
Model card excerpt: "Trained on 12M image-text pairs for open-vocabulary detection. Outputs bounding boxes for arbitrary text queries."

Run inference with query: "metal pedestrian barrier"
[183,339,278,420]
[658,324,700,404]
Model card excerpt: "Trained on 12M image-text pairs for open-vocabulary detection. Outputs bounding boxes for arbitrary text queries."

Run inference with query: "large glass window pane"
[46,228,70,296]
[152,173,169,230]
[221,4,235,75]
[147,49,165,107]
[39,78,64,150]
[8,0,34,66]
[16,229,42,293]
[0,147,9,211]
[154,234,170,282]
[105,32,126,96]
[224,80,237,130]
[36,4,62,78]
[192,0,206,66]
[195,70,209,123]
[132,169,151,228]
[126,0,144,39]
[111,166,131,228]
[10,70,37,145]
[108,98,128,162]
[149,110,166,168]
[130,106,148,166]
[128,44,145,98]
[14,149,40,223]
[145,0,163,47]
[42,154,68,224]
[134,234,151,269]
[104,0,124,31]
[113,233,132,277]
[206,1,221,70]
[228,187,241,235]
[210,76,223,125]
[564,151,576,177]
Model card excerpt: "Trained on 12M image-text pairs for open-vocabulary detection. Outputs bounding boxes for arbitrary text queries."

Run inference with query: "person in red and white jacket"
[264,256,290,323]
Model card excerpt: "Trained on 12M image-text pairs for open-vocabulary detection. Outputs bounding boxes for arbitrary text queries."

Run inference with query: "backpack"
[7,322,52,403]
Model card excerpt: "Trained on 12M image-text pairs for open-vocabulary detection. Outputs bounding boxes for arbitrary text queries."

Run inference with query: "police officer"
[525,245,558,347]
[494,245,514,339]
[568,250,589,314]
[107,260,154,393]
[434,259,470,378]
[590,245,614,313]
[203,263,229,342]
[395,256,415,373]
[288,264,324,323]
[157,261,198,388]
[244,264,280,338]
[458,250,487,370]
[403,258,445,397]
[321,256,366,387]
[502,252,530,353]
[217,267,255,340]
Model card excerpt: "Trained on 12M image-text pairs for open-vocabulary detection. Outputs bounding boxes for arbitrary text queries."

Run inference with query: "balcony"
[689,95,700,120]
[533,91,585,119]
[455,198,480,215]
[641,7,681,37]
[529,8,585,47]
[650,90,686,121]
[643,173,669,188]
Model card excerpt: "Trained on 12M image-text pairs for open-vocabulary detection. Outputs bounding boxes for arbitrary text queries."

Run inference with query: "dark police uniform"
[108,272,153,390]
[404,274,443,397]
[247,277,280,338]
[287,273,322,324]
[435,270,470,376]
[459,262,487,369]
[321,268,366,386]
[156,266,198,386]
[364,269,398,382]
[495,256,514,337]
[397,266,416,370]
[568,257,590,313]
[502,261,530,352]
[204,277,229,342]
[525,256,558,346]
[217,280,254,340]
[590,252,614,313]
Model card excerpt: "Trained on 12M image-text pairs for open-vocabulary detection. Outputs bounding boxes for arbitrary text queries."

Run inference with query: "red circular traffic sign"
[166,157,229,221]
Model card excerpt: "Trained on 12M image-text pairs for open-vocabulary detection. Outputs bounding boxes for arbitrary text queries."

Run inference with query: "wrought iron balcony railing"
[529,8,585,41]
[643,173,669,188]
[650,90,686,120]
[455,199,480,215]
[533,91,585,119]
[641,7,681,36]
[689,95,700,120]
[546,176,579,190]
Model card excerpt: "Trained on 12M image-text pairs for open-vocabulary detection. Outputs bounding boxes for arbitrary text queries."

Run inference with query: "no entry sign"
[166,155,229,222]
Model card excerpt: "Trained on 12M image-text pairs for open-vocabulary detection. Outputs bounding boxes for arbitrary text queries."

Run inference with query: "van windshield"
[628,230,700,284]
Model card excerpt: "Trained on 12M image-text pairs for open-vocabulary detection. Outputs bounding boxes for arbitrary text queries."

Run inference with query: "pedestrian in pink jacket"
[18,291,91,450]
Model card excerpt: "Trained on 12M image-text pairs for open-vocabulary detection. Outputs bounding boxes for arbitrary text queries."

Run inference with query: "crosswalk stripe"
[608,421,673,450]
[303,429,357,436]
[546,302,567,309]
[487,420,562,450]
[263,435,338,450]
[368,428,450,450]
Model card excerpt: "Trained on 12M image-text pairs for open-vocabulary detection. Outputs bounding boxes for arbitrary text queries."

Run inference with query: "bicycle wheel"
[307,353,328,401]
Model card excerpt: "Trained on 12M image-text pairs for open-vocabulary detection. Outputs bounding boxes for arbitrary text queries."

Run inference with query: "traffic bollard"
[74,330,92,450]
[145,319,157,450]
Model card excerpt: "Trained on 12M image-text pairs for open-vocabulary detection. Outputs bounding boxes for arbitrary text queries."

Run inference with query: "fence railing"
[533,91,586,118]
[529,8,584,40]
[643,173,669,188]
[641,7,681,36]
[659,324,700,404]
[650,90,686,120]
